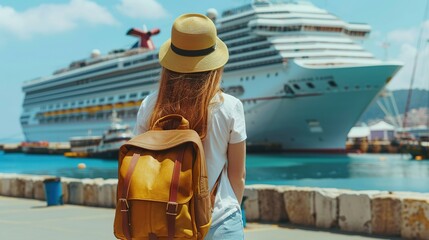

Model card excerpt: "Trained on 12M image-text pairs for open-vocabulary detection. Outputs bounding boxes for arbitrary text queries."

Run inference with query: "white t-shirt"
[133,91,247,226]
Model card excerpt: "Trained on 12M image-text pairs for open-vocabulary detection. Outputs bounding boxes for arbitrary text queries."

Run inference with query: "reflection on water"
[1,151,429,192]
[245,153,429,192]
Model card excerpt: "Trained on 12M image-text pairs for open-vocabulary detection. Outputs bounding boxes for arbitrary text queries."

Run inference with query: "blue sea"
[1,151,428,193]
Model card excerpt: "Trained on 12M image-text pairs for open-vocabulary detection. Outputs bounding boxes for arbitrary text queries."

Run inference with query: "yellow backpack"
[114,114,216,240]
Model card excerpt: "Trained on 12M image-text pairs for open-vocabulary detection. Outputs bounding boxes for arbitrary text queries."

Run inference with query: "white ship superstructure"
[21,0,402,152]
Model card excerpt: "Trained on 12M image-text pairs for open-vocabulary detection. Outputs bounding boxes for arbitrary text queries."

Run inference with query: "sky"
[0,0,428,142]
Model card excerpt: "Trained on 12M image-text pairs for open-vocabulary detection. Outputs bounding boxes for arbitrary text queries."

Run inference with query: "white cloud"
[387,43,429,90]
[116,0,168,20]
[385,21,429,90]
[0,0,117,39]
[387,28,418,45]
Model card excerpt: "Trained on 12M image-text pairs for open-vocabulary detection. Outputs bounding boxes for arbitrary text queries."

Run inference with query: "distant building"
[369,121,396,141]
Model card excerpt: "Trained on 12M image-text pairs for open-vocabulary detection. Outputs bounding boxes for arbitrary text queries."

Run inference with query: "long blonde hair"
[149,67,224,140]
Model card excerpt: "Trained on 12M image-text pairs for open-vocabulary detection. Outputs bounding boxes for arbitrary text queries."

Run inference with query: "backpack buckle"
[119,198,129,212]
[166,202,178,216]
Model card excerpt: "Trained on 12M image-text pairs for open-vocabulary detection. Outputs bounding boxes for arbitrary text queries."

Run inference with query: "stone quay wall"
[1,173,429,239]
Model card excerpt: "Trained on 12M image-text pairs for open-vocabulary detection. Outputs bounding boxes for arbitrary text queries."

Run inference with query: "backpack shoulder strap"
[167,145,186,240]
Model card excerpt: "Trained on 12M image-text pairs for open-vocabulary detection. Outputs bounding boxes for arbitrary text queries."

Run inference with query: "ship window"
[119,95,126,100]
[328,81,337,87]
[293,84,301,90]
[275,72,278,76]
[71,102,75,106]
[355,85,360,89]
[63,103,68,107]
[79,101,84,105]
[99,98,105,103]
[245,76,249,81]
[252,76,255,80]
[92,99,96,103]
[267,74,270,78]
[307,83,315,89]
[130,93,137,98]
[86,100,90,104]
[141,92,149,97]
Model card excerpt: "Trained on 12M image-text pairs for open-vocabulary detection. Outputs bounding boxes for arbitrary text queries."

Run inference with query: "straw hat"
[158,13,229,73]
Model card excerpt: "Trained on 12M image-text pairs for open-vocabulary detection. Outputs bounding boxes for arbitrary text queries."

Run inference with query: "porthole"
[293,84,301,90]
[328,80,337,87]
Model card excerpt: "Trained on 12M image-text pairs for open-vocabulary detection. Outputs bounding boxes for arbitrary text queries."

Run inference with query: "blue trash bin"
[43,177,63,206]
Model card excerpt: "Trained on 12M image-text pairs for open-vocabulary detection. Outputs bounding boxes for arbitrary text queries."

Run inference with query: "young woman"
[133,13,247,239]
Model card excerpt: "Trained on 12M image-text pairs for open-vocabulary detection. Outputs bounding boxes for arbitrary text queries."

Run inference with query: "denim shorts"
[205,210,244,240]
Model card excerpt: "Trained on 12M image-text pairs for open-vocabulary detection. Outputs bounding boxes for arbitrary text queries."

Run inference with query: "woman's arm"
[227,140,246,205]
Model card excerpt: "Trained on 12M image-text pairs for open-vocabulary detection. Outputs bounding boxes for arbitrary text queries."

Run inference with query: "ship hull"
[234,61,400,151]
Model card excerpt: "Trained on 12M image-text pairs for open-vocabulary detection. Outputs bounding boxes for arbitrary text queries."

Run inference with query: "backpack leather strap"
[120,153,140,240]
[167,146,185,240]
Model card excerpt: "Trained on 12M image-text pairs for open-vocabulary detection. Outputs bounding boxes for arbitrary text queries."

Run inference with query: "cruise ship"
[20,0,402,152]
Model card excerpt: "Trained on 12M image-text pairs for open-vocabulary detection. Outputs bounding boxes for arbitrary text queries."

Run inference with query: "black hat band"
[170,43,216,57]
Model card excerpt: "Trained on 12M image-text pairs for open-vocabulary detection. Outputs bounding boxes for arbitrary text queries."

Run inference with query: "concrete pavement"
[0,196,400,240]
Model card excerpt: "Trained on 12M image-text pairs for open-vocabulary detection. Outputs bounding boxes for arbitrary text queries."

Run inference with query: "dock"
[1,142,70,155]
[2,143,22,153]
[0,196,397,240]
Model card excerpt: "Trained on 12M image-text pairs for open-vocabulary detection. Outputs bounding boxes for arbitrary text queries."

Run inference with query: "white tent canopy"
[369,121,396,131]
[348,125,370,138]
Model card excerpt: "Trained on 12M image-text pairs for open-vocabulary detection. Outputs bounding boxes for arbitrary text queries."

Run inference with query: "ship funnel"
[126,27,160,50]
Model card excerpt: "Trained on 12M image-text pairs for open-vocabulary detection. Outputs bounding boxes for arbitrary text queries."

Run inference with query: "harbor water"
[1,151,428,193]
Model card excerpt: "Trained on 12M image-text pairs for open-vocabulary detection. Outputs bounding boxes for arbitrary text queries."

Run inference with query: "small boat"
[400,137,429,160]
[64,151,89,158]
[91,111,133,159]
[64,110,133,159]
[64,135,102,158]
